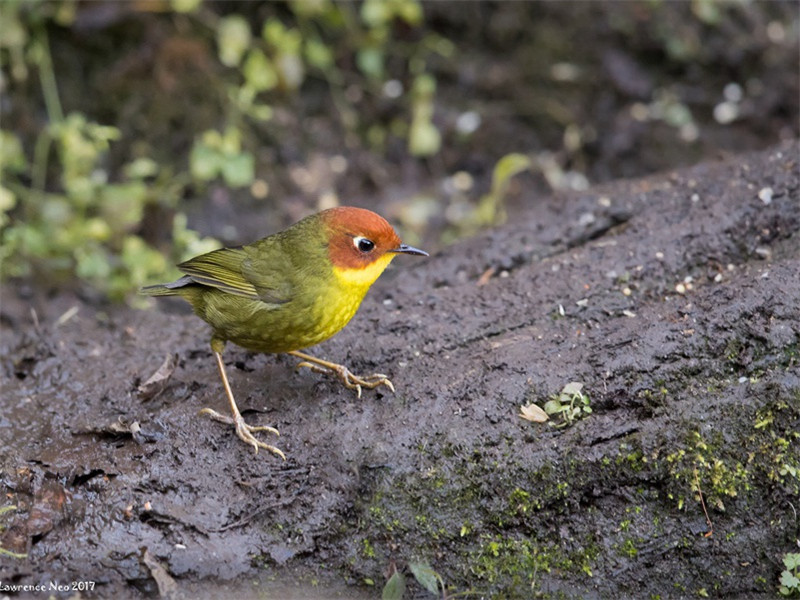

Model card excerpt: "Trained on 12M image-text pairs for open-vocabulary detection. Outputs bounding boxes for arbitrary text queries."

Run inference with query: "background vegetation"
[1,0,797,301]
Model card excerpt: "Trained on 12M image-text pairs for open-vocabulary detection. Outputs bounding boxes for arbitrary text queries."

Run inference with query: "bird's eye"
[354,236,375,253]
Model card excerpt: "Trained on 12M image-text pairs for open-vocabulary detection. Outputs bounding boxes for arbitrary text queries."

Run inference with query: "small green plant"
[543,382,592,428]
[475,152,531,226]
[780,552,800,597]
[443,152,531,243]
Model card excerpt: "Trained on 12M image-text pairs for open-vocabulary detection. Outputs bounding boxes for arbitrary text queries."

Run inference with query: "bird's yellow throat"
[332,253,396,289]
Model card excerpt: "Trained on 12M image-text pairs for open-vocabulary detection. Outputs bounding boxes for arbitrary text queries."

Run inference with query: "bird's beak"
[391,244,429,257]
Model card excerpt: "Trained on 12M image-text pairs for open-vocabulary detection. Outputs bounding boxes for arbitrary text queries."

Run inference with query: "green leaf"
[217,15,251,67]
[262,19,286,46]
[124,157,159,179]
[243,49,278,92]
[543,400,562,415]
[409,562,439,595]
[75,243,111,280]
[99,182,147,234]
[381,570,406,600]
[0,130,28,172]
[361,0,391,27]
[357,47,384,79]
[779,569,800,589]
[220,126,243,155]
[221,152,255,188]
[785,553,800,570]
[170,0,202,12]
[412,73,436,98]
[408,117,440,157]
[305,38,333,70]
[491,153,530,196]
[247,103,274,122]
[397,0,423,26]
[189,142,221,181]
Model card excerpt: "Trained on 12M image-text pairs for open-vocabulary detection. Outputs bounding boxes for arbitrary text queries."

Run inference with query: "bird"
[141,206,428,459]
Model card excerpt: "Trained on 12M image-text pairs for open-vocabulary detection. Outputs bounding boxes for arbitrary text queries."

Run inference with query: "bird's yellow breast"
[318,252,396,336]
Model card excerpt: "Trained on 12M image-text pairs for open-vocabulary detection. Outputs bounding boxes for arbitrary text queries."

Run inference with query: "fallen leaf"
[75,418,161,445]
[138,353,178,401]
[519,403,549,423]
[142,548,178,599]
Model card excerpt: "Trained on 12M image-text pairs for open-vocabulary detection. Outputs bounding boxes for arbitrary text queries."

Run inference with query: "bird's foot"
[291,354,395,399]
[199,408,285,460]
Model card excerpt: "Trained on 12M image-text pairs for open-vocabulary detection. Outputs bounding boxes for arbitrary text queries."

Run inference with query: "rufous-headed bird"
[141,207,427,459]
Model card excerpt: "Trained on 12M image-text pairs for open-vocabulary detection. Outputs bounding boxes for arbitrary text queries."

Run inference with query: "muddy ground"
[2,140,799,598]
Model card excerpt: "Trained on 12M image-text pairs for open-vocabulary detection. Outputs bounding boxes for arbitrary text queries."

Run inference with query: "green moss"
[617,444,648,472]
[361,538,376,559]
[507,487,539,517]
[616,538,639,558]
[469,535,551,588]
[347,388,799,597]
[664,430,751,510]
[724,338,744,362]
[659,392,800,515]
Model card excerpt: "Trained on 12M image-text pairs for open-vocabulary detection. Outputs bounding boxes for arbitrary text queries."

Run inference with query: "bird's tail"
[140,284,177,297]
[140,275,194,297]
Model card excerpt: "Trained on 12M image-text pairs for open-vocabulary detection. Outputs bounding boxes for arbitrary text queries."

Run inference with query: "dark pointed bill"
[391,244,428,256]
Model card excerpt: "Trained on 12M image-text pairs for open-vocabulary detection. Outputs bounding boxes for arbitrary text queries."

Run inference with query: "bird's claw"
[294,361,395,397]
[199,408,285,460]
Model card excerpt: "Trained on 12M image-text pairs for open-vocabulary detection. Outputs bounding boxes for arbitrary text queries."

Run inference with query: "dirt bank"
[1,140,798,598]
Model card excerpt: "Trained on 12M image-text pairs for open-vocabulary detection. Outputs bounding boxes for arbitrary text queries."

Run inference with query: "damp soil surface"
[2,140,799,598]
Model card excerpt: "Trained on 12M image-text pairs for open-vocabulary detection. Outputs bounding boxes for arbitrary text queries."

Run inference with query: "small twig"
[787,500,797,522]
[693,467,713,537]
[477,266,496,287]
[55,305,79,327]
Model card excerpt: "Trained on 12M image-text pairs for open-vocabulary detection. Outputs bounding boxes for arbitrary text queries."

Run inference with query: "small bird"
[141,206,427,459]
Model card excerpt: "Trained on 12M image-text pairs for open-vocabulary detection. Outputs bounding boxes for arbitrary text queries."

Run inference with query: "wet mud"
[1,141,799,598]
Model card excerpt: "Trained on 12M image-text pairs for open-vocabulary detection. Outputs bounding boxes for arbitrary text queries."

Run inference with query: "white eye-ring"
[354,236,375,253]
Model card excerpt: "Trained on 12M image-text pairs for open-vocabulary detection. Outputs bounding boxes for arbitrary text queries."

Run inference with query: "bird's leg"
[199,344,285,460]
[288,350,395,399]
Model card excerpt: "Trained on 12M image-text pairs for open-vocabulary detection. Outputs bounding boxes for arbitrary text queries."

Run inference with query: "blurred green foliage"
[0,0,221,300]
[0,109,219,300]
[1,0,795,303]
[0,0,448,302]
[209,0,451,155]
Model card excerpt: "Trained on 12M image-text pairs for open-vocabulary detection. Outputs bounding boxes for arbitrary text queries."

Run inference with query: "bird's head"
[322,207,427,287]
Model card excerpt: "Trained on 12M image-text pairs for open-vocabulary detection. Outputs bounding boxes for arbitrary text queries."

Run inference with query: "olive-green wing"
[178,247,258,299]
[238,240,295,305]
[178,243,294,305]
